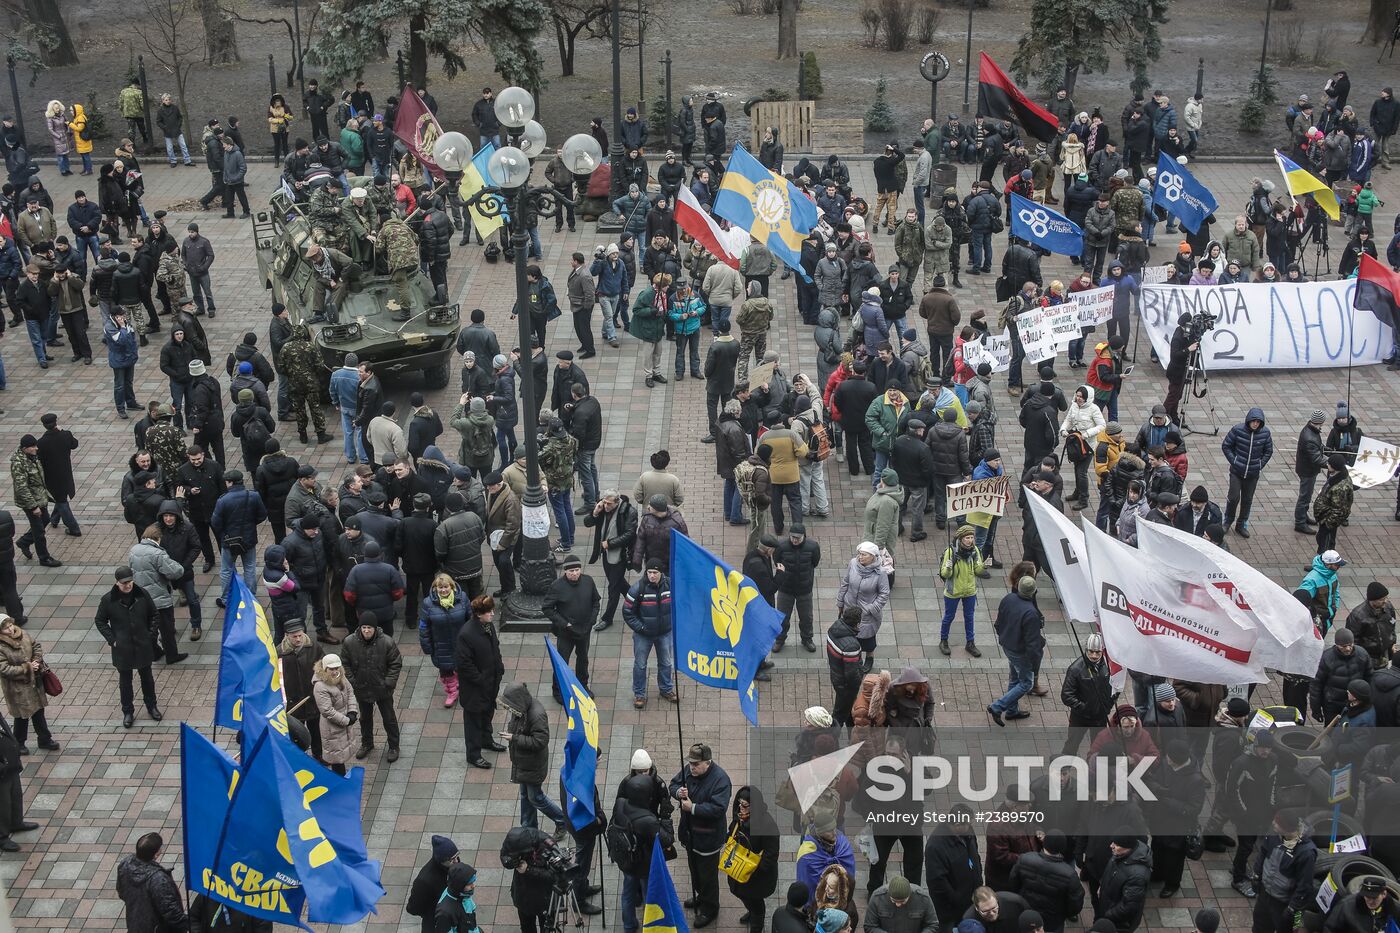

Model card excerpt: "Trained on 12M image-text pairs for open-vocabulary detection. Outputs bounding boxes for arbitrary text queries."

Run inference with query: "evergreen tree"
[311,0,547,91]
[1009,0,1169,98]
[866,77,895,133]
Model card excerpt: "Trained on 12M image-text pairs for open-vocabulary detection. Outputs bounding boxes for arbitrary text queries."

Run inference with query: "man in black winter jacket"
[1294,409,1326,534]
[341,617,403,761]
[544,555,601,703]
[1002,237,1044,291]
[586,492,637,630]
[435,491,486,599]
[343,539,405,634]
[925,807,984,928]
[281,513,334,643]
[1309,627,1372,724]
[891,419,936,541]
[1009,829,1084,932]
[826,606,864,727]
[1060,633,1114,754]
[563,383,603,512]
[399,493,438,615]
[669,744,732,928]
[254,439,299,543]
[773,525,821,652]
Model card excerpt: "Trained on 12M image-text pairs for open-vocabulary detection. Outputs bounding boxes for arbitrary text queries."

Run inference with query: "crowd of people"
[0,57,1390,933]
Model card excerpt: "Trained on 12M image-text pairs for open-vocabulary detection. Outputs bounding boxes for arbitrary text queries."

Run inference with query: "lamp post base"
[501,533,556,633]
[595,211,626,233]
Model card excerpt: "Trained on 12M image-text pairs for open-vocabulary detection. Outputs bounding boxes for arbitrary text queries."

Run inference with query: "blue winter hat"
[238,360,253,374]
[431,835,458,863]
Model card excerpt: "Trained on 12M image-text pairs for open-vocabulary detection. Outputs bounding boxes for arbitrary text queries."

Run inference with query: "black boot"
[952,274,964,289]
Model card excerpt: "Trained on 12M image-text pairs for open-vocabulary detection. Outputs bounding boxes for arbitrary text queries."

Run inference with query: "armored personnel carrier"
[252,188,459,389]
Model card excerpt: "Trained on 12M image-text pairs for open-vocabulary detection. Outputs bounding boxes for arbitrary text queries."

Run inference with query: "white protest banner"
[946,476,1010,517]
[1351,437,1400,489]
[963,333,1011,374]
[1137,521,1322,676]
[1025,493,1099,627]
[1044,304,1080,346]
[1142,264,1171,285]
[1137,280,1391,371]
[1073,285,1115,329]
[1083,518,1268,684]
[1332,834,1366,854]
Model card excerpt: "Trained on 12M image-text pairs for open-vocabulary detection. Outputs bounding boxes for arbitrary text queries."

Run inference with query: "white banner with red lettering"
[1136,522,1322,676]
[1082,518,1268,684]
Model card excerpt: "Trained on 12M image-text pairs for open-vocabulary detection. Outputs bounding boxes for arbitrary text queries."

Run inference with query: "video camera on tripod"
[1185,309,1218,347]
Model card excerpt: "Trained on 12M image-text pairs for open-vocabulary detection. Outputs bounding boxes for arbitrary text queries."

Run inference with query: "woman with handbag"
[723,786,779,933]
[0,615,58,753]
[1060,384,1106,511]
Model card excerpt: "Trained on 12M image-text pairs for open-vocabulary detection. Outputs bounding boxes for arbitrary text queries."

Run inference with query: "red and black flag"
[392,84,445,180]
[1355,252,1400,331]
[977,52,1059,143]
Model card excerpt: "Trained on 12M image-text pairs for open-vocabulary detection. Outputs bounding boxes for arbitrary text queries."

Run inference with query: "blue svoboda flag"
[643,835,690,933]
[214,575,288,735]
[713,145,819,281]
[1008,192,1084,256]
[181,721,384,928]
[1152,152,1219,235]
[545,637,600,829]
[670,529,783,725]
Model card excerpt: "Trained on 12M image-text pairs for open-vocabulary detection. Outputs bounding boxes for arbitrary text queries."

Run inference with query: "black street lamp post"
[453,92,602,628]
[5,56,23,149]
[597,0,627,230]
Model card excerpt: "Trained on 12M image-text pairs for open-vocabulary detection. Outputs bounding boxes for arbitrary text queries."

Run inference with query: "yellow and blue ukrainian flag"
[460,141,507,239]
[713,145,819,280]
[214,575,288,736]
[1273,149,1339,221]
[643,836,690,933]
[181,722,384,927]
[670,529,782,725]
[546,638,599,829]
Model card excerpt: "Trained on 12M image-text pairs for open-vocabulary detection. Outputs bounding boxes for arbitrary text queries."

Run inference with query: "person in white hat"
[1296,549,1347,636]
[313,653,356,775]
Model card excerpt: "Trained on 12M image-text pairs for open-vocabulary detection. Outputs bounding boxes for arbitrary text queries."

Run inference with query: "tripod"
[541,868,586,933]
[1305,225,1331,279]
[1178,347,1219,437]
[1379,12,1399,62]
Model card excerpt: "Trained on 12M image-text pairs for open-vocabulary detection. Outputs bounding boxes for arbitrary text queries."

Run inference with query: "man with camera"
[670,743,732,928]
[1163,312,1199,425]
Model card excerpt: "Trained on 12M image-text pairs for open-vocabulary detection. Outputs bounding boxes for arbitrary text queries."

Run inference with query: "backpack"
[484,241,501,263]
[808,421,832,461]
[914,353,937,393]
[242,415,271,453]
[605,820,644,875]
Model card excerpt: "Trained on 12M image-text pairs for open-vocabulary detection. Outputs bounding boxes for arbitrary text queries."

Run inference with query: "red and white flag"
[675,184,740,270]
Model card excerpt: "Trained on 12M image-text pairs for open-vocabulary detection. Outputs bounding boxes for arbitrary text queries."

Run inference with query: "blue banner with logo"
[1152,152,1218,235]
[644,836,691,933]
[669,529,782,725]
[713,145,819,281]
[1009,192,1084,256]
[545,638,599,829]
[214,575,288,735]
[182,722,383,928]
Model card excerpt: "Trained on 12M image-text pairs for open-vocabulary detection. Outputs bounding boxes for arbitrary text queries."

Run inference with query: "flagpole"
[206,727,274,911]
[670,619,686,768]
[595,833,608,929]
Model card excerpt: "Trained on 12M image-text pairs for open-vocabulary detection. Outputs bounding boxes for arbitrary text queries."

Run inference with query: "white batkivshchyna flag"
[1136,520,1322,676]
[1081,517,1269,684]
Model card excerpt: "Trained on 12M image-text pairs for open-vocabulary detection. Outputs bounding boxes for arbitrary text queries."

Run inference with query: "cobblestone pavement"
[3,156,1398,931]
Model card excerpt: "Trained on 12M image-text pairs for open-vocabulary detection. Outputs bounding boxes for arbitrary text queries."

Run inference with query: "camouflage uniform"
[145,409,187,478]
[277,324,329,440]
[367,184,395,223]
[340,194,380,265]
[156,251,188,305]
[538,432,578,491]
[8,450,47,511]
[377,215,420,322]
[308,184,350,253]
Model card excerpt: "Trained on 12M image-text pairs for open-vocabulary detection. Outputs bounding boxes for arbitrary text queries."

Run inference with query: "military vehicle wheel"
[425,363,451,389]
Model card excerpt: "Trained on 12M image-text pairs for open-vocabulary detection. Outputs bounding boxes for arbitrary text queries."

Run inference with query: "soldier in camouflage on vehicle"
[376,213,420,323]
[307,183,350,254]
[341,187,380,265]
[145,405,188,479]
[279,324,333,444]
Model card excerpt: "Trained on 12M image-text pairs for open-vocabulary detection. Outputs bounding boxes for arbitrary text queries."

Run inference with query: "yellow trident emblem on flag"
[710,566,759,648]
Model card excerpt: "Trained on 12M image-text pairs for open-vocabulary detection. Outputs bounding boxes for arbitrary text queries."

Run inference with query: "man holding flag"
[1009,192,1085,256]
[669,743,731,928]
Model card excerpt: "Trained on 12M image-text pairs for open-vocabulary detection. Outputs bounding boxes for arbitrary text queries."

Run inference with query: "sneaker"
[939,639,951,656]
[661,691,678,702]
[801,637,816,652]
[1232,879,1257,898]
[652,374,668,384]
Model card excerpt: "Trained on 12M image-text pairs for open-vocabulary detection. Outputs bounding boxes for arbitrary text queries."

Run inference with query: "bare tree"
[1362,0,1399,43]
[223,3,320,87]
[139,0,206,142]
[198,0,239,63]
[548,0,610,77]
[20,0,77,66]
[777,0,797,58]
